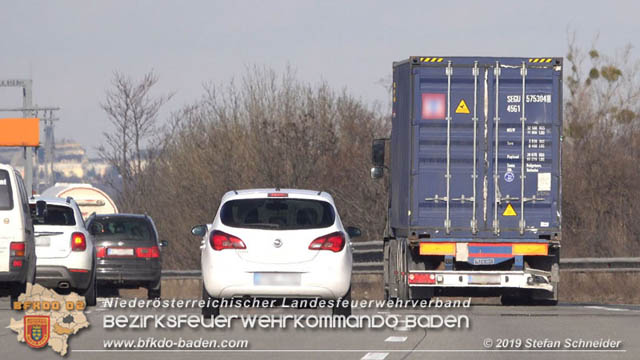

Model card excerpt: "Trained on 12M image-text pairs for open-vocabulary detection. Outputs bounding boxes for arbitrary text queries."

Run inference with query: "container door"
[411,62,482,234]
[488,62,560,237]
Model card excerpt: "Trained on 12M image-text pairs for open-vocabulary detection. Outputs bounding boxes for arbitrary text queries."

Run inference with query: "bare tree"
[99,70,173,211]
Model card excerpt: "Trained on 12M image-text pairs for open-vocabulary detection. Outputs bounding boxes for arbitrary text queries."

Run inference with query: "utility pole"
[0,79,59,194]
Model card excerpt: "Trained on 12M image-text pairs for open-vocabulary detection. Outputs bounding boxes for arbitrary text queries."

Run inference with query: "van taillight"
[210,230,246,251]
[71,232,86,251]
[136,246,160,258]
[308,232,345,252]
[10,242,25,257]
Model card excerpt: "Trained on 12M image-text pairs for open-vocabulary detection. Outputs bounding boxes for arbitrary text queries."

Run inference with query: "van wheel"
[201,285,220,317]
[332,287,352,316]
[147,282,161,299]
[9,282,26,308]
[84,270,97,306]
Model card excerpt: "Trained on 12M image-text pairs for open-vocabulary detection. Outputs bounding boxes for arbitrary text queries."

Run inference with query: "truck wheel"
[202,284,220,318]
[385,238,409,300]
[332,286,352,316]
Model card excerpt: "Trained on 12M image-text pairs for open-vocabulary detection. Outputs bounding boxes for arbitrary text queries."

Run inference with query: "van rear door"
[0,170,15,272]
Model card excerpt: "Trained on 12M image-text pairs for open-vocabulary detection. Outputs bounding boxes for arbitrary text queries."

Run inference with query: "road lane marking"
[584,306,629,312]
[361,352,388,360]
[385,336,407,343]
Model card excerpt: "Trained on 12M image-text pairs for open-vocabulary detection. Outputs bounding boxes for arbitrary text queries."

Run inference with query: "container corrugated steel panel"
[390,57,562,241]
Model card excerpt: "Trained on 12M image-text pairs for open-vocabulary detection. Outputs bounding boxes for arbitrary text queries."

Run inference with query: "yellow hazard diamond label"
[503,203,517,216]
[455,99,470,114]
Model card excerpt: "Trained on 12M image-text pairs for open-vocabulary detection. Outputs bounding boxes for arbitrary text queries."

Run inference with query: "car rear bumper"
[35,265,92,291]
[202,254,352,299]
[96,263,161,287]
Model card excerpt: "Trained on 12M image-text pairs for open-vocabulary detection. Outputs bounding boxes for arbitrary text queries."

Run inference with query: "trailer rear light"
[419,242,455,256]
[96,247,106,258]
[71,232,86,251]
[512,243,548,256]
[12,260,23,268]
[10,242,25,257]
[136,246,160,258]
[408,273,436,284]
[308,232,345,252]
[268,192,288,197]
[210,230,246,251]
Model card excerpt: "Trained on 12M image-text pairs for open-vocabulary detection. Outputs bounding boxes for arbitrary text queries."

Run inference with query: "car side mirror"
[191,225,207,237]
[346,226,361,238]
[35,200,47,220]
[160,240,169,248]
[370,166,384,179]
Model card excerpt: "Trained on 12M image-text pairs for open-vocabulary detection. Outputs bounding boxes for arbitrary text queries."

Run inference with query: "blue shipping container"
[390,56,562,242]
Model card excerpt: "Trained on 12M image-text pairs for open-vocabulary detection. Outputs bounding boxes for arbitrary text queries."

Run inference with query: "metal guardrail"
[162,254,640,277]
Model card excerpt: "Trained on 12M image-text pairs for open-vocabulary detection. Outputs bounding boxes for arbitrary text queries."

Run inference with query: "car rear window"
[90,217,154,241]
[30,204,76,226]
[220,198,335,230]
[0,170,13,211]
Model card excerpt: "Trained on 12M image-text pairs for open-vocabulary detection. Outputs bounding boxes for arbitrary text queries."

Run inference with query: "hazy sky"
[1,0,638,156]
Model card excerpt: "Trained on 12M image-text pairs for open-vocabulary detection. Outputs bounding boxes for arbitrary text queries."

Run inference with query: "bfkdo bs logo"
[24,315,50,348]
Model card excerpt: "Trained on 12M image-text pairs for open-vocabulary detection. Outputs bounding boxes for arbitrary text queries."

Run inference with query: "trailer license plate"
[468,275,501,285]
[107,248,134,256]
[254,273,301,286]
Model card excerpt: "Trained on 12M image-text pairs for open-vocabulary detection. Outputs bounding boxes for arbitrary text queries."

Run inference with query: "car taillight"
[71,232,86,251]
[10,242,25,257]
[210,230,246,251]
[136,246,160,258]
[96,247,106,258]
[308,232,345,252]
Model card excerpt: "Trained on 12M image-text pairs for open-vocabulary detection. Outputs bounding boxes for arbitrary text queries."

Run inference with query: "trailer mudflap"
[408,269,553,292]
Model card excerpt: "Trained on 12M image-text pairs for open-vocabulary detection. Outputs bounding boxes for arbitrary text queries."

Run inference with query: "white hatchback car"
[192,189,358,316]
[29,196,97,306]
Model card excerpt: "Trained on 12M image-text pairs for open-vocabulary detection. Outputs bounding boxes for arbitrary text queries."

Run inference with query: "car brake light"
[268,192,288,197]
[10,242,25,257]
[308,232,345,252]
[136,246,160,258]
[12,260,23,268]
[210,230,246,251]
[96,247,106,258]
[71,232,86,251]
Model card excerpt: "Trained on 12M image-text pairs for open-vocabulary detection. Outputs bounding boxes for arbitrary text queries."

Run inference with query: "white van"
[0,164,36,304]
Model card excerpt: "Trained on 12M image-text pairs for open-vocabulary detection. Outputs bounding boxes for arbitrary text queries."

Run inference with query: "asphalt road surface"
[1,297,638,360]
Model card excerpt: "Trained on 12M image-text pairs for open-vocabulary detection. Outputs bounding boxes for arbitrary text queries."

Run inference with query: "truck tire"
[384,238,409,301]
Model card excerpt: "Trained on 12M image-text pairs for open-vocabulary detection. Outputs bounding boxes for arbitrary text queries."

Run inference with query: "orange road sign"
[0,118,39,147]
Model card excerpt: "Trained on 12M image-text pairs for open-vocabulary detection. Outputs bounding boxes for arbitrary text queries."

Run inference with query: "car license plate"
[107,248,134,256]
[36,237,51,247]
[254,273,301,286]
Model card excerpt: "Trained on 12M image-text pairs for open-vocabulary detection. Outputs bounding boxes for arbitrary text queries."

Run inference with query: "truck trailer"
[372,56,562,305]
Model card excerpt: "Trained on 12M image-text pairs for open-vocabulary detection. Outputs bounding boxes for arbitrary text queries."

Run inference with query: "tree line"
[99,44,640,268]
